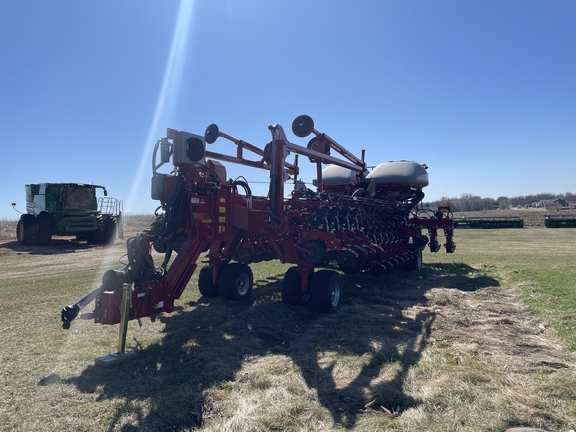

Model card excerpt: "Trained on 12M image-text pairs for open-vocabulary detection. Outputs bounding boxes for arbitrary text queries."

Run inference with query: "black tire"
[403,248,423,272]
[87,219,116,245]
[308,270,342,314]
[102,219,117,244]
[87,230,102,244]
[17,214,38,246]
[198,265,219,297]
[36,212,53,245]
[282,267,305,306]
[85,225,102,244]
[218,263,253,300]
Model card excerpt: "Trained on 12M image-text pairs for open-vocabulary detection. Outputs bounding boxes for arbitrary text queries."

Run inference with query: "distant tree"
[423,192,576,211]
[564,192,576,203]
[479,198,497,210]
[516,196,528,207]
[460,193,480,211]
[497,196,510,209]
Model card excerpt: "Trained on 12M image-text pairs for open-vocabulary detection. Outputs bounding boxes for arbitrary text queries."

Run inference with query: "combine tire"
[36,212,53,245]
[308,270,342,313]
[198,265,219,297]
[282,267,307,306]
[17,214,38,246]
[218,263,253,300]
[87,219,116,244]
[86,229,101,244]
[102,219,117,244]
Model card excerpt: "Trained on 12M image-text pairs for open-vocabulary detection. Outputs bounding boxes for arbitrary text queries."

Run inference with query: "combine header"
[453,216,524,229]
[61,115,455,331]
[545,215,576,228]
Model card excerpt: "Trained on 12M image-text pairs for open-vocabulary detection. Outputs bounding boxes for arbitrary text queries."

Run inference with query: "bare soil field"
[0,215,156,280]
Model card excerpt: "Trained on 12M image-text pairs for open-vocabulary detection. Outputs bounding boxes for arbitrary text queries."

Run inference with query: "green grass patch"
[510,266,576,350]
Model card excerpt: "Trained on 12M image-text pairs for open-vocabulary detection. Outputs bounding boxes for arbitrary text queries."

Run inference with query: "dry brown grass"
[0,219,17,241]
[119,214,156,236]
[1,220,576,431]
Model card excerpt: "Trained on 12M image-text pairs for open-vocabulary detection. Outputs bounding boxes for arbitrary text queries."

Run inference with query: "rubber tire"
[36,212,53,245]
[86,229,103,244]
[218,263,253,300]
[308,270,342,314]
[403,249,423,272]
[102,219,117,244]
[198,265,219,297]
[87,219,115,245]
[282,267,305,306]
[17,214,38,246]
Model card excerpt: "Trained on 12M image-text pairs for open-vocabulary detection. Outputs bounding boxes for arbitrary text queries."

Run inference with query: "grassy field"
[1,225,575,431]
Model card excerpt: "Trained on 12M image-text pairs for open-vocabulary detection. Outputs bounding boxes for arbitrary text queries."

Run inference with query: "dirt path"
[0,224,145,281]
[425,285,575,375]
[0,240,125,281]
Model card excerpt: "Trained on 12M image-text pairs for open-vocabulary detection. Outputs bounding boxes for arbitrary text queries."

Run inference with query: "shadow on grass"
[55,262,498,431]
[2,238,112,255]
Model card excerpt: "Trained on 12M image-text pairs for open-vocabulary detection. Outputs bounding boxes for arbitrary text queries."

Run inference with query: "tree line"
[422,192,576,212]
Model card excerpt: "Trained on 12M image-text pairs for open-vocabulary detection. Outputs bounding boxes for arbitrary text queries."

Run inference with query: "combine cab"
[15,183,123,246]
[61,115,454,332]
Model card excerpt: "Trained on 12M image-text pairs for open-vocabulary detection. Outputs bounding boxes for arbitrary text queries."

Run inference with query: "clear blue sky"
[1,0,574,220]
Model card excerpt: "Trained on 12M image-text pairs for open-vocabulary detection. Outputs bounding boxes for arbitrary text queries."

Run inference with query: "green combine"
[15,183,123,246]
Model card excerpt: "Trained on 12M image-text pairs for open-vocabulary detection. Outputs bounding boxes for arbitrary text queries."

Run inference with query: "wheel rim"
[416,251,423,269]
[236,273,250,296]
[329,279,341,308]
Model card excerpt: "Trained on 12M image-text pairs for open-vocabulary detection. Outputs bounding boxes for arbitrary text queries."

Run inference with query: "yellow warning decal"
[219,216,226,223]
[220,197,226,203]
[202,219,212,224]
[219,207,226,213]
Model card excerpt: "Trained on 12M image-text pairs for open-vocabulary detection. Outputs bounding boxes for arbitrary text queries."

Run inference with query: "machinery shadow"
[58,262,499,431]
[1,238,119,255]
